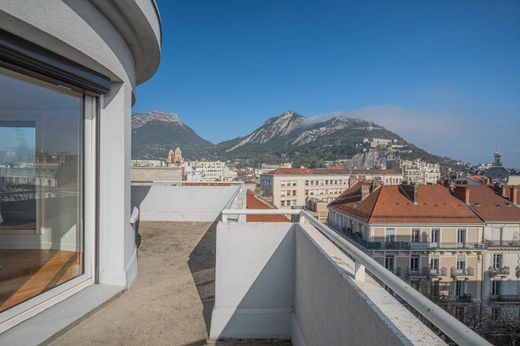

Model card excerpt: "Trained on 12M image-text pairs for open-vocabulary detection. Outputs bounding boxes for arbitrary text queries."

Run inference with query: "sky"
[133,0,520,167]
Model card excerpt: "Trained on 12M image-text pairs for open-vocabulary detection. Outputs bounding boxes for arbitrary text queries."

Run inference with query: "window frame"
[0,29,106,333]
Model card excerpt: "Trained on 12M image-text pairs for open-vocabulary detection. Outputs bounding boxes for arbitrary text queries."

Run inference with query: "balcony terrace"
[333,228,486,251]
[22,182,491,345]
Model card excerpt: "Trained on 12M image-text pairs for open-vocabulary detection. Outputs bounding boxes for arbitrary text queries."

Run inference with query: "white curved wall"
[0,0,161,288]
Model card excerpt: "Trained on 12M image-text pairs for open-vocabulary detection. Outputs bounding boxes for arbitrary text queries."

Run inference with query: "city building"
[166,146,183,166]
[484,151,510,184]
[305,197,329,222]
[260,168,351,208]
[254,162,292,177]
[363,137,394,148]
[392,159,441,184]
[328,182,485,305]
[453,184,520,320]
[348,168,403,185]
[186,160,237,182]
[0,0,161,340]
[260,167,404,209]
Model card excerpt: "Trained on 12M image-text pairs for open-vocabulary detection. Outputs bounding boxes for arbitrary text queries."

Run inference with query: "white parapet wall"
[132,183,240,222]
[211,222,296,340]
[210,220,445,345]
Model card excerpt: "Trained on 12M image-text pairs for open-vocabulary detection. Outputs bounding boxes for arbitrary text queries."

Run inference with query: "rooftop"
[464,185,520,222]
[330,183,483,224]
[246,190,289,222]
[264,168,401,176]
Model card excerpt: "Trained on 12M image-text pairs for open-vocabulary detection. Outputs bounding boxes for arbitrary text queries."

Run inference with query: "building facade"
[398,159,441,184]
[0,0,161,339]
[260,167,403,209]
[328,183,485,305]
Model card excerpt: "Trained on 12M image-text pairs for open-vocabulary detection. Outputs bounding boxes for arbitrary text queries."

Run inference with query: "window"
[385,255,394,271]
[457,228,467,244]
[431,228,440,243]
[410,256,419,272]
[430,258,439,270]
[492,253,502,270]
[411,228,420,242]
[385,228,396,243]
[455,306,465,321]
[455,280,466,297]
[431,281,440,297]
[456,256,466,270]
[492,281,502,296]
[0,66,93,315]
[492,307,501,322]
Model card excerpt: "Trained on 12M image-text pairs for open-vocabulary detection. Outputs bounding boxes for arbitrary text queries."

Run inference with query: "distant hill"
[214,111,444,167]
[131,110,445,167]
[131,111,213,159]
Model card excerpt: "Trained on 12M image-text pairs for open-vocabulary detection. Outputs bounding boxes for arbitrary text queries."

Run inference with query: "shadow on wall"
[210,225,295,341]
[187,220,218,336]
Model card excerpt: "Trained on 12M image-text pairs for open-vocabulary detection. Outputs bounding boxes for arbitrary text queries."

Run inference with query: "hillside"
[131,110,445,167]
[131,111,213,159]
[214,111,444,167]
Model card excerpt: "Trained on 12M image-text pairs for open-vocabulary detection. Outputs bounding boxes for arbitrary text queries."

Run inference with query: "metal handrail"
[220,207,491,346]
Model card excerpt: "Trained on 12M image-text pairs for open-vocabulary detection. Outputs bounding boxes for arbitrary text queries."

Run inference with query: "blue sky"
[133,0,520,167]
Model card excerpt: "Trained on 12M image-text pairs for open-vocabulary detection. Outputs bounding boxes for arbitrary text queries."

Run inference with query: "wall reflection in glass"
[0,67,84,312]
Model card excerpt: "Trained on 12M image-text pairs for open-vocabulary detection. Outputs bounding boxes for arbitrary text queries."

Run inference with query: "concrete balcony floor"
[49,221,290,346]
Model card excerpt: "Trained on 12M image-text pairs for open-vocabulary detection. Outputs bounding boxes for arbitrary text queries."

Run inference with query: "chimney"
[511,187,519,206]
[361,183,371,201]
[501,184,509,198]
[349,177,359,188]
[454,185,471,204]
[400,183,418,204]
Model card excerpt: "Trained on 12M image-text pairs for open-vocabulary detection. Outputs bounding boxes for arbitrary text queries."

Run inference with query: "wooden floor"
[0,249,82,312]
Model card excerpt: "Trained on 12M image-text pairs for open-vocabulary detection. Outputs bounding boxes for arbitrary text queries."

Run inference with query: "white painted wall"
[132,184,239,222]
[0,0,161,290]
[210,220,444,344]
[210,222,296,340]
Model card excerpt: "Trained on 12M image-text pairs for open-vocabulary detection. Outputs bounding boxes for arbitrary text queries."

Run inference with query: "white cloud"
[309,106,520,167]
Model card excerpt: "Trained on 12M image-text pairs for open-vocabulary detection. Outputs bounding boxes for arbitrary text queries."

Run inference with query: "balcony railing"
[485,239,520,247]
[221,207,491,346]
[406,266,430,277]
[429,267,448,276]
[490,294,520,302]
[489,266,510,277]
[451,267,475,277]
[331,227,487,251]
[455,294,473,303]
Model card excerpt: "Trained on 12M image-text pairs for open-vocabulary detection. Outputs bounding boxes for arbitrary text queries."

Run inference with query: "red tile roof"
[246,191,289,222]
[464,185,520,222]
[330,184,482,224]
[265,168,401,175]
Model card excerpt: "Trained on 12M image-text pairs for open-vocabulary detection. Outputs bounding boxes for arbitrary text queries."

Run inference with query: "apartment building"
[187,160,237,181]
[260,168,350,208]
[453,184,520,319]
[260,167,404,209]
[393,159,441,184]
[328,182,485,305]
[348,168,403,185]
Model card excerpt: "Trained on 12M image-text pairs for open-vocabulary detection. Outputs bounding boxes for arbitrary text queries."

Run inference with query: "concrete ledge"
[0,284,124,346]
[210,307,292,340]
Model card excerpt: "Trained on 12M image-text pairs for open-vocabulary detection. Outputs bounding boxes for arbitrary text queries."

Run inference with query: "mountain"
[131,111,213,159]
[131,110,445,167]
[214,110,443,167]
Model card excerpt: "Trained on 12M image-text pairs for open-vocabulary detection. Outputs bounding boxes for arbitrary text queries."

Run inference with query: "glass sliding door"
[0,67,85,313]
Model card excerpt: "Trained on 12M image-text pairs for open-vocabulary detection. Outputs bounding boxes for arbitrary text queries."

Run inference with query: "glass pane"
[0,67,83,313]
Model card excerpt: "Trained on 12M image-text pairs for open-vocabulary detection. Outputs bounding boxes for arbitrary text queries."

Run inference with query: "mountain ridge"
[131,110,445,167]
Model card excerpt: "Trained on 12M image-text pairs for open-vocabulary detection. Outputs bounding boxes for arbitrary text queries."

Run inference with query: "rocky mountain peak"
[132,111,183,129]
